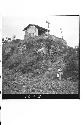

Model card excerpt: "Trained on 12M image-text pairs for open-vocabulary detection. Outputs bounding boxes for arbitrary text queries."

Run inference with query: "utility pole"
[46,20,50,28]
[60,28,63,39]
[46,20,50,34]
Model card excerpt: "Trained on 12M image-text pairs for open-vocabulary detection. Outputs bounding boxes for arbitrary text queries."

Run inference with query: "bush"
[63,46,79,81]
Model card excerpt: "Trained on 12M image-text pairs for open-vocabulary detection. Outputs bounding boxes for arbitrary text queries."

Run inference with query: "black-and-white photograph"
[2,15,80,99]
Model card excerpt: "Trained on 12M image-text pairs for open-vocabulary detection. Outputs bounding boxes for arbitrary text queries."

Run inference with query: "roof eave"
[23,24,49,31]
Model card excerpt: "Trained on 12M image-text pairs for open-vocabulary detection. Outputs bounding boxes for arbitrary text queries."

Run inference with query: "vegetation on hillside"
[2,35,79,94]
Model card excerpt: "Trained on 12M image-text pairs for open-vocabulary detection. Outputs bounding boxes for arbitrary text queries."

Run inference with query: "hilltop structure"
[23,24,50,40]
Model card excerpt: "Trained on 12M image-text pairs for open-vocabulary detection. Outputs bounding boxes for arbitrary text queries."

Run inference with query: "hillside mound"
[2,35,79,94]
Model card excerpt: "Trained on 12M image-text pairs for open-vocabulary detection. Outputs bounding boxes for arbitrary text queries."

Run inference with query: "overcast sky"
[2,15,79,47]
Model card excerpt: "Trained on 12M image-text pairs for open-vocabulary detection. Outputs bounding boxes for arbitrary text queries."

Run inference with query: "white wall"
[26,26,38,37]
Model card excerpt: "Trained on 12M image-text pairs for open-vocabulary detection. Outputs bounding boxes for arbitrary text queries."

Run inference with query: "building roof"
[23,24,50,32]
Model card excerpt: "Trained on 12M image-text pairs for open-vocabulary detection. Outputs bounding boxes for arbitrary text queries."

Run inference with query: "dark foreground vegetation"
[2,35,79,94]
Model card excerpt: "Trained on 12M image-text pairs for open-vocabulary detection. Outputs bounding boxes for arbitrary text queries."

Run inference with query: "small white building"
[23,24,49,40]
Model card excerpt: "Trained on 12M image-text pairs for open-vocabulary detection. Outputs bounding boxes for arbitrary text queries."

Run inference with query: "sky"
[2,15,79,47]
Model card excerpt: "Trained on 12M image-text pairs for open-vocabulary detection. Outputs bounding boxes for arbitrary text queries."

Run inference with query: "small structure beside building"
[23,24,50,40]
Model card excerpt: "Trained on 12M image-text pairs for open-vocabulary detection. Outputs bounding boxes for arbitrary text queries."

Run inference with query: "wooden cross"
[46,20,50,28]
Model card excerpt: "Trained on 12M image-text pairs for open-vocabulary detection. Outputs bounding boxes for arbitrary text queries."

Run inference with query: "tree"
[63,46,79,81]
